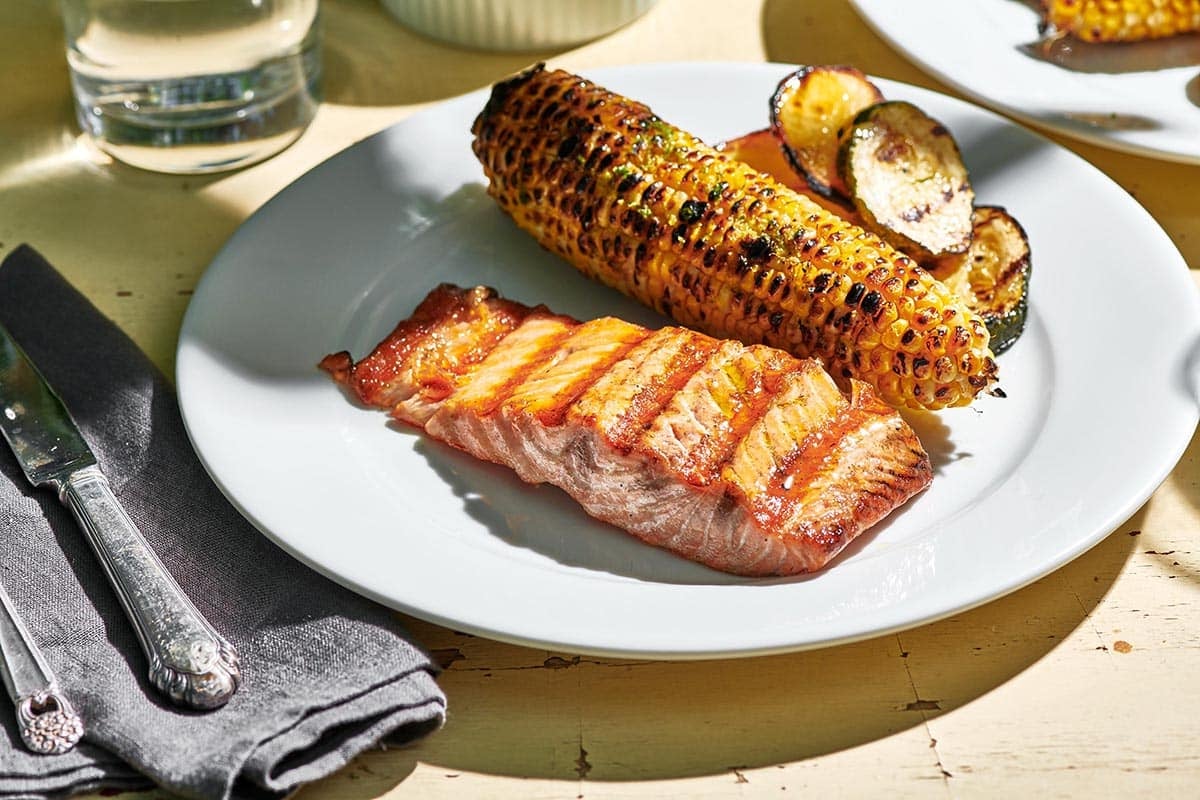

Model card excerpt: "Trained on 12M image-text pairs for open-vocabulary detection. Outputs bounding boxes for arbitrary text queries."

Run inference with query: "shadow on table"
[352,412,1189,789]
[1018,34,1200,74]
[0,1,246,373]
[321,0,566,107]
[310,508,1138,792]
[1161,424,1200,589]
[758,0,948,90]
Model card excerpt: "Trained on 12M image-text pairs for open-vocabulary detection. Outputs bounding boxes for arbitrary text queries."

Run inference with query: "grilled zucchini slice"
[770,65,883,199]
[840,101,975,261]
[720,129,1029,353]
[929,206,1031,354]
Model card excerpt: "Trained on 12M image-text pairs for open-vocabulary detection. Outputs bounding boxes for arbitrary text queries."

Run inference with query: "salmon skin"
[321,284,932,577]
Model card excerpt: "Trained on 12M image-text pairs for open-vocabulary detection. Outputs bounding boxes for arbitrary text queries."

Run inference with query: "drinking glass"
[60,0,322,174]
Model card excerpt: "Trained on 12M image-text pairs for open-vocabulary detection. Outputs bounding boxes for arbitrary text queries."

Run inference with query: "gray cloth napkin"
[0,245,445,800]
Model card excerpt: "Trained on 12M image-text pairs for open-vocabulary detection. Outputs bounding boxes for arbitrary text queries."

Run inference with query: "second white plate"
[177,62,1199,658]
[851,0,1200,163]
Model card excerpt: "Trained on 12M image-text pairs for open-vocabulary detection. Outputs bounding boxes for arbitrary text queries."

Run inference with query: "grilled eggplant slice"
[929,206,1031,354]
[840,101,975,261]
[770,65,884,199]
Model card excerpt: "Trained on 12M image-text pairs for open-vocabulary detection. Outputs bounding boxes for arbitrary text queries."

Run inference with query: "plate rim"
[848,0,1200,165]
[177,60,1200,659]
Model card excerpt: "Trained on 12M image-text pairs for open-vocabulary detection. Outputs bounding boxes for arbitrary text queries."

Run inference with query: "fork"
[0,576,83,754]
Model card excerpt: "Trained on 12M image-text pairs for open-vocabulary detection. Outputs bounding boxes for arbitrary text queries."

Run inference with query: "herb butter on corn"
[471,65,999,411]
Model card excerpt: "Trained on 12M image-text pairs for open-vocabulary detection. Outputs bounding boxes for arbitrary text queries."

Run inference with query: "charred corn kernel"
[471,66,998,410]
[1044,0,1200,42]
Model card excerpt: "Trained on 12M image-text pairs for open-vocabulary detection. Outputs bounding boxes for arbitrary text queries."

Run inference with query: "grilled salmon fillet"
[321,284,933,576]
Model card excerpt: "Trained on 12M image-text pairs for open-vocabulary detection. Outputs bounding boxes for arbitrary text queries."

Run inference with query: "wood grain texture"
[1,0,1198,797]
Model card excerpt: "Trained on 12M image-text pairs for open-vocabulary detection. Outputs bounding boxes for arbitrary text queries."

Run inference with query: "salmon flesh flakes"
[322,284,932,576]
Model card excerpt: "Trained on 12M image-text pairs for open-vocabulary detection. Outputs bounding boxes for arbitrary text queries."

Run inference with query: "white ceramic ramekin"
[381,0,660,52]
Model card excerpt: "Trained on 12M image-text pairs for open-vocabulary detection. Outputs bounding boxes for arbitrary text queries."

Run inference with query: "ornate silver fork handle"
[61,467,240,710]
[0,578,83,754]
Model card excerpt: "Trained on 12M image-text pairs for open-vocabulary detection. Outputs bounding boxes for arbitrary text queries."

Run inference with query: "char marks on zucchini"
[929,206,1032,355]
[840,101,975,261]
[770,65,884,199]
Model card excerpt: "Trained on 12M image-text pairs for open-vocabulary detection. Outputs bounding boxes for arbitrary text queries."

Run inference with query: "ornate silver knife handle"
[0,579,83,754]
[60,466,239,710]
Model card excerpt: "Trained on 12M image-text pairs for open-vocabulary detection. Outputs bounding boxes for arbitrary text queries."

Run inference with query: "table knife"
[0,323,239,710]
[0,576,83,753]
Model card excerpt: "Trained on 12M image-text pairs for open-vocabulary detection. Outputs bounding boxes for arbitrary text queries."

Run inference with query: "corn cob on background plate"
[177,62,1199,658]
[850,0,1200,165]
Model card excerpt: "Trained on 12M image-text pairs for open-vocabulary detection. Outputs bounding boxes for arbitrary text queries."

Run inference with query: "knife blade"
[0,322,239,710]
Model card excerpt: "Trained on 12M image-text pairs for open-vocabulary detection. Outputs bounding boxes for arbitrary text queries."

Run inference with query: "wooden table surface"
[3,0,1199,796]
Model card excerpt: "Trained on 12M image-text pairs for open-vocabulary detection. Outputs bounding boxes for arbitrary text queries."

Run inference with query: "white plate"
[850,0,1200,163]
[177,62,1199,659]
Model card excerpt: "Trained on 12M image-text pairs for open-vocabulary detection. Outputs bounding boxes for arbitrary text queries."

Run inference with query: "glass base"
[89,129,308,174]
[70,48,320,175]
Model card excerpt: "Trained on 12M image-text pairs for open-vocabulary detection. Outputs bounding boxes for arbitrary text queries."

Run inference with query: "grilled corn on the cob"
[1043,0,1200,42]
[471,66,998,411]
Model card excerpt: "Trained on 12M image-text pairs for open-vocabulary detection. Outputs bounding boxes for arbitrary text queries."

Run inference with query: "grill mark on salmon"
[503,318,650,427]
[572,326,720,454]
[324,285,529,425]
[323,283,932,576]
[641,342,796,487]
